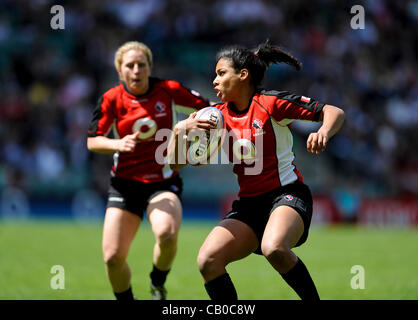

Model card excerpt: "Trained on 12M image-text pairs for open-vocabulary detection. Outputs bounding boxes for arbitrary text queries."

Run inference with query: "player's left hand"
[307,129,328,154]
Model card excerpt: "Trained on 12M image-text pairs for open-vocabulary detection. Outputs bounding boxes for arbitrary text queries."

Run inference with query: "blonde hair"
[114,41,153,72]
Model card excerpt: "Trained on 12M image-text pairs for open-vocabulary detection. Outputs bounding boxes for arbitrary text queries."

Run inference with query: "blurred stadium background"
[0,0,417,299]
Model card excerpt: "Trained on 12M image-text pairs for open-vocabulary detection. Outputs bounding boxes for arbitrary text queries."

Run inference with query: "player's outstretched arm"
[87,131,140,154]
[307,104,345,154]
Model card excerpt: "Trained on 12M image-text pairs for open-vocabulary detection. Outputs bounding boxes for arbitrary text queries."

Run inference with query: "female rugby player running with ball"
[170,40,345,300]
[87,41,213,300]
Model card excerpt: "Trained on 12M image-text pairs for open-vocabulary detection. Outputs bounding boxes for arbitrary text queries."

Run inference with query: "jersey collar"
[120,78,156,98]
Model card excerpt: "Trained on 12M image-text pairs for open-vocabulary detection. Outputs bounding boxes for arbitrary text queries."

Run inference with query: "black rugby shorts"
[106,175,183,219]
[224,181,313,255]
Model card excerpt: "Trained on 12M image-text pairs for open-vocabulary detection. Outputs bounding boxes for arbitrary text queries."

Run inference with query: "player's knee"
[103,249,126,268]
[197,252,212,276]
[261,242,291,264]
[197,250,222,278]
[155,225,178,247]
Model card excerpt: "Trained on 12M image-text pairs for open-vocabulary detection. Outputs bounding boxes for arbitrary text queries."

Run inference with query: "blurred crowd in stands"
[1,0,417,211]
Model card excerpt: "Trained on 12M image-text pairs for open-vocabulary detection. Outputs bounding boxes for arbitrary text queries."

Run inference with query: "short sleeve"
[263,90,325,124]
[87,94,115,137]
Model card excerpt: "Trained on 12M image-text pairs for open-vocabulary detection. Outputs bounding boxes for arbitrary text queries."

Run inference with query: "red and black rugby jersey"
[88,77,209,183]
[217,90,324,197]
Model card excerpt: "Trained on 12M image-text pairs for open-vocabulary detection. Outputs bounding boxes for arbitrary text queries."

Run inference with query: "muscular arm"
[307,104,345,154]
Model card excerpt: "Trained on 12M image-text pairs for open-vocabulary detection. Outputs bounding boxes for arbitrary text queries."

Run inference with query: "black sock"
[150,265,170,287]
[280,258,320,301]
[204,273,238,300]
[114,286,135,300]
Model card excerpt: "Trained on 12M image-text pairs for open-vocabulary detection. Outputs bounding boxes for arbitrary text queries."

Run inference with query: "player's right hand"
[117,131,140,152]
[184,112,217,134]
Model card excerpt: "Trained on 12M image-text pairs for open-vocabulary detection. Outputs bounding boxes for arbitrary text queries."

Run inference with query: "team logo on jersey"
[155,102,166,112]
[284,195,294,201]
[252,119,263,130]
[252,119,265,136]
[155,102,167,117]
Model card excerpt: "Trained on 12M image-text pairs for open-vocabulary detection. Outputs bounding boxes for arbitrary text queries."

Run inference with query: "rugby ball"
[186,107,225,166]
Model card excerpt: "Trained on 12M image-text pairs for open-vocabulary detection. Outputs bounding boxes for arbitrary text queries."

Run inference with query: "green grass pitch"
[0,219,417,300]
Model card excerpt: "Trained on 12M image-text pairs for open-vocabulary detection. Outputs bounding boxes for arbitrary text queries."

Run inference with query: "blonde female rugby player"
[87,41,213,300]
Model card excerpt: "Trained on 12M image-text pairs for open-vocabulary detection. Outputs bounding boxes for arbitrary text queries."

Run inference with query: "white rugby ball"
[186,107,225,166]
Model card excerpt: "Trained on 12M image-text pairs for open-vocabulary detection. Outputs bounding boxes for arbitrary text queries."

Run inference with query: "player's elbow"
[335,106,345,121]
[87,137,95,151]
[322,104,345,123]
[336,107,346,128]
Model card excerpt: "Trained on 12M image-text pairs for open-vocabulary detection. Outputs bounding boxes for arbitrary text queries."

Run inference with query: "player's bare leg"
[261,206,319,300]
[197,219,258,299]
[261,206,303,273]
[147,191,182,299]
[102,208,141,299]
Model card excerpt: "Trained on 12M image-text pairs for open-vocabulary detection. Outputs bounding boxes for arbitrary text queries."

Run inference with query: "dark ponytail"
[216,39,302,88]
[255,39,302,71]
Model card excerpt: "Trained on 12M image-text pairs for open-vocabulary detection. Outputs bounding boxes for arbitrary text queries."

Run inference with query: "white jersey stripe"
[271,120,298,186]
